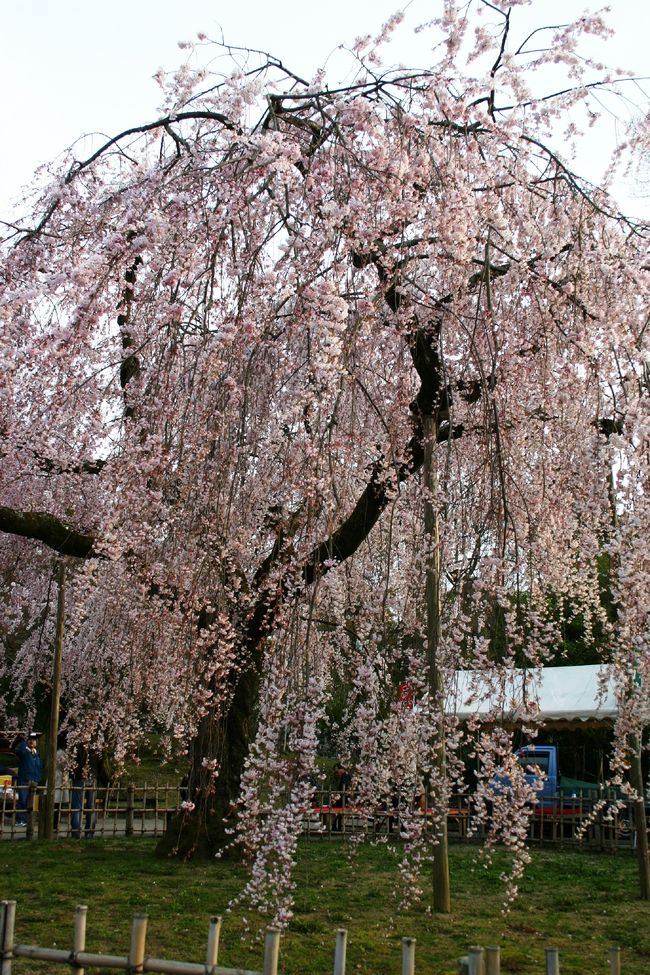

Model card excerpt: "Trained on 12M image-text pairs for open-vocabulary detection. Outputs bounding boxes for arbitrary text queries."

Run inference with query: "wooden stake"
[128,915,148,974]
[73,905,87,975]
[608,946,621,975]
[205,916,222,970]
[333,928,347,975]
[485,945,500,975]
[1,901,16,975]
[544,947,560,975]
[468,946,485,975]
[262,927,280,975]
[402,937,416,975]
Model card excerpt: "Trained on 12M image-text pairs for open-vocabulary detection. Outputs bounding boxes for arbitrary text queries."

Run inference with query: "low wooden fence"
[302,789,640,853]
[0,784,641,853]
[0,902,278,975]
[1,783,180,840]
[302,790,474,841]
[0,902,625,975]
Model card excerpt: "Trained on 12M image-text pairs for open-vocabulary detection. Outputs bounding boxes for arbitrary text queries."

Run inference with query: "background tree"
[1,1,649,917]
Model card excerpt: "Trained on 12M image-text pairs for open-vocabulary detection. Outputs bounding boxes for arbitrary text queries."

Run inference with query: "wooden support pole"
[629,735,650,900]
[262,928,280,975]
[73,905,87,975]
[608,946,621,975]
[129,915,148,974]
[1,901,16,975]
[401,937,416,975]
[44,562,65,840]
[423,412,451,914]
[333,928,347,975]
[205,916,222,970]
[545,947,560,975]
[26,785,36,841]
[126,784,135,837]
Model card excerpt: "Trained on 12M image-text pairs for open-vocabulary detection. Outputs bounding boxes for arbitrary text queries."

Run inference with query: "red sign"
[398,681,414,709]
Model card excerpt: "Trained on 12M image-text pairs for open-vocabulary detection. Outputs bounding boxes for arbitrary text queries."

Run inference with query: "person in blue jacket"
[16,733,43,826]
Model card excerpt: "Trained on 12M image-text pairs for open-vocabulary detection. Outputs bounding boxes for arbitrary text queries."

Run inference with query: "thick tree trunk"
[155,661,262,859]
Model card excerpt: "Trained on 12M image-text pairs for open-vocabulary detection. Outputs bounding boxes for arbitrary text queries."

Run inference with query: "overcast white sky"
[1,0,648,218]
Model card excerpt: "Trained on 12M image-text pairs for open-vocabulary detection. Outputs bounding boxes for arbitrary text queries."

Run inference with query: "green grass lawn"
[0,839,645,975]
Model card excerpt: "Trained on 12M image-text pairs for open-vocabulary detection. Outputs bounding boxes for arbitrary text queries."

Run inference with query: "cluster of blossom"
[229,650,326,926]
[472,727,544,906]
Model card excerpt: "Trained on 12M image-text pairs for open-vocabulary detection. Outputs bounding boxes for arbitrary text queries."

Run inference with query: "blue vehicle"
[514,744,599,807]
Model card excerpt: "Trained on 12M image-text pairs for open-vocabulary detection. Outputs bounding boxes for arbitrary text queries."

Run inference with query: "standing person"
[53,737,70,833]
[332,760,352,832]
[70,746,98,838]
[16,733,43,827]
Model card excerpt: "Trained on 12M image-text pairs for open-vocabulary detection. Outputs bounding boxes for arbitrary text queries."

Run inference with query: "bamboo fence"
[0,902,624,975]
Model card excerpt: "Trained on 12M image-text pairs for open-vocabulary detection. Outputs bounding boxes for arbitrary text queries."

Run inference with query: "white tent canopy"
[446,665,618,726]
